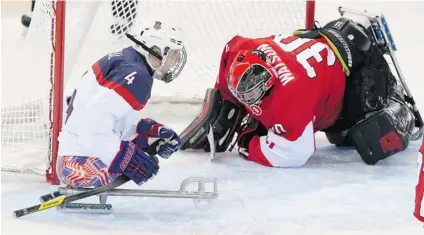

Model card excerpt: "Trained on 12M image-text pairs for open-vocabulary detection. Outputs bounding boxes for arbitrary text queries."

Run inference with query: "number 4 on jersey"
[124,72,137,85]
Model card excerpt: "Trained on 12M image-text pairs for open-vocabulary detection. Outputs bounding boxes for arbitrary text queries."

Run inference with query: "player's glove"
[237,117,267,159]
[109,141,159,185]
[135,118,182,159]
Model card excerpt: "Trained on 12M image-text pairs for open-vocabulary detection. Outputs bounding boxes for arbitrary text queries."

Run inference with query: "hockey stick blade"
[13,175,129,218]
[40,190,63,202]
[207,125,216,162]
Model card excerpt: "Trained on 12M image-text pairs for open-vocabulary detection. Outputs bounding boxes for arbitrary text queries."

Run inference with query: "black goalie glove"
[180,88,246,152]
[235,116,268,158]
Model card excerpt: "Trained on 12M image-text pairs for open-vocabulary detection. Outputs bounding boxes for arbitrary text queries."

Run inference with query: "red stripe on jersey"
[92,62,145,111]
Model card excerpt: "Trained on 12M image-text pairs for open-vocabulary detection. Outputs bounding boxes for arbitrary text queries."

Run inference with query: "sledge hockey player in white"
[57,21,187,188]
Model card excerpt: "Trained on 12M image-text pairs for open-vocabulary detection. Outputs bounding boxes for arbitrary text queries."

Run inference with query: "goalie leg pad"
[180,89,223,150]
[180,88,245,152]
[322,35,397,134]
[349,96,415,165]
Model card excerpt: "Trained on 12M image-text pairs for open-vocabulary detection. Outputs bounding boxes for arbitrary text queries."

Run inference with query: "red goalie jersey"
[214,35,346,167]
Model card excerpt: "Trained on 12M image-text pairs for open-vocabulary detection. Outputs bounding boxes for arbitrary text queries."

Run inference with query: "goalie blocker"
[180,88,245,152]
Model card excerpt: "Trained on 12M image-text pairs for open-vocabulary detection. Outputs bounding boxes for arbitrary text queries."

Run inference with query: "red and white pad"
[414,139,424,222]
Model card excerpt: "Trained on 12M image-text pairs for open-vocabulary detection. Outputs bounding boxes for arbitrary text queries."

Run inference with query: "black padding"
[323,17,372,53]
[213,100,246,152]
[349,98,414,165]
[323,43,397,133]
[180,88,223,150]
[296,17,370,75]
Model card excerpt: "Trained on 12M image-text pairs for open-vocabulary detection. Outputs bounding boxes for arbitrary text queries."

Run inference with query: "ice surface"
[2,1,424,235]
[2,136,423,235]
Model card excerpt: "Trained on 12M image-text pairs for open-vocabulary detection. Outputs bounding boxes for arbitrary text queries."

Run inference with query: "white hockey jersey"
[58,47,154,166]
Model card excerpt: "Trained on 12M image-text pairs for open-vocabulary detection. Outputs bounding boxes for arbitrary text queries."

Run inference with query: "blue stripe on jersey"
[92,47,153,110]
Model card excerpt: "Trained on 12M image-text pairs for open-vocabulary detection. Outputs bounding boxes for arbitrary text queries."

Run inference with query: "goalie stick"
[207,125,216,162]
[13,175,130,218]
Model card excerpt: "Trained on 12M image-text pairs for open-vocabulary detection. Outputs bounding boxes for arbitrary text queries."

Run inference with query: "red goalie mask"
[227,50,276,105]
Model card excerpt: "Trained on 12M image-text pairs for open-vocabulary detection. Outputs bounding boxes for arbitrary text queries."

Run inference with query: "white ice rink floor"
[2,125,424,235]
[2,1,424,235]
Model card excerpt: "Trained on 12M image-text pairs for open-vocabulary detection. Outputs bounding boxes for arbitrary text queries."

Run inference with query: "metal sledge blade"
[58,177,218,211]
[14,175,130,218]
[59,177,218,199]
[57,203,113,214]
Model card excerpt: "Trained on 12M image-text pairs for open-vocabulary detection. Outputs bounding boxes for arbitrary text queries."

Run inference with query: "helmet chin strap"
[126,33,163,60]
[126,33,167,81]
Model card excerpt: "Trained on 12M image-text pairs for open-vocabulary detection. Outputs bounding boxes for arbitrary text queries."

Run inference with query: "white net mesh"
[1,0,312,178]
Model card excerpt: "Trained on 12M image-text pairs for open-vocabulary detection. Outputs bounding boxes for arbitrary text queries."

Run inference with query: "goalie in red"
[180,13,422,167]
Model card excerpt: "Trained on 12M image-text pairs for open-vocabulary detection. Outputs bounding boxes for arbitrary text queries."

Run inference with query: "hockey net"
[1,0,315,184]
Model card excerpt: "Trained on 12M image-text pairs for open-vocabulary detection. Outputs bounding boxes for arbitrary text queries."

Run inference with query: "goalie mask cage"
[1,0,315,185]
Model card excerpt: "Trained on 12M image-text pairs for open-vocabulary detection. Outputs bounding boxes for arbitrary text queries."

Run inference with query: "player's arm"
[238,118,315,167]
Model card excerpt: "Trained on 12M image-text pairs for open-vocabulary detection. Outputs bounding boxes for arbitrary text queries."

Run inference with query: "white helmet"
[126,20,187,83]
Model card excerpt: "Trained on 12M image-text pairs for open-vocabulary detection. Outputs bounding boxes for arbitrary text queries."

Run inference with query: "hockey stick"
[13,175,130,218]
[207,125,216,162]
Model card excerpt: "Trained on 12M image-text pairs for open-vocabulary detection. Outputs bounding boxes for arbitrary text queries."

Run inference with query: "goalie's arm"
[244,120,316,168]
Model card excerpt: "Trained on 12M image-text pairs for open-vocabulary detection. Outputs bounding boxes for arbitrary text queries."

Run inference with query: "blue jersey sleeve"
[91,50,153,111]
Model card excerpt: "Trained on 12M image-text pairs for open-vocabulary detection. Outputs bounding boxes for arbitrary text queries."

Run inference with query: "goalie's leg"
[298,14,418,164]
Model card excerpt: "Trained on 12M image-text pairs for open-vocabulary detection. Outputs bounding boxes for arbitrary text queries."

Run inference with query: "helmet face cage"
[153,46,187,83]
[230,63,272,106]
[128,21,186,83]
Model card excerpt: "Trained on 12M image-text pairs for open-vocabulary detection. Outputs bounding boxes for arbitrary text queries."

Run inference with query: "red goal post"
[2,0,316,185]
